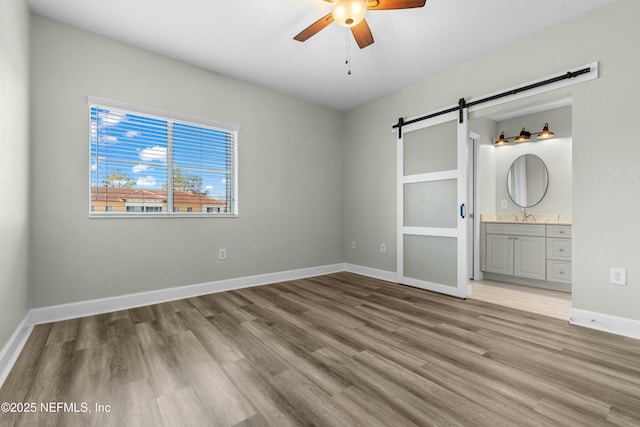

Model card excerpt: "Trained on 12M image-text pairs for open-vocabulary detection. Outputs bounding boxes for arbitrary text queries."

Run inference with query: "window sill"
[89,213,238,219]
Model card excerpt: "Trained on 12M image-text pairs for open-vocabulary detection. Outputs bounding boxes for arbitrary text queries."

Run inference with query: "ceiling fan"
[294,0,427,49]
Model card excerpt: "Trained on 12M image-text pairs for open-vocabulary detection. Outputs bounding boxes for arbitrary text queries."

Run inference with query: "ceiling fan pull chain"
[346,29,352,75]
[345,29,349,65]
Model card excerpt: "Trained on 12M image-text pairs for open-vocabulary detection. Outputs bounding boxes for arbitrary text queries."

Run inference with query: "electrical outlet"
[219,248,227,260]
[352,241,356,249]
[380,243,386,254]
[610,267,626,286]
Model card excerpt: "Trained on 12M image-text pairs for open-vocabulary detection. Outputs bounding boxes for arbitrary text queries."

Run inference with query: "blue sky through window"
[90,106,232,201]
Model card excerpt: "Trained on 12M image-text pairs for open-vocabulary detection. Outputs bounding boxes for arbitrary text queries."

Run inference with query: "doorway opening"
[468,97,573,320]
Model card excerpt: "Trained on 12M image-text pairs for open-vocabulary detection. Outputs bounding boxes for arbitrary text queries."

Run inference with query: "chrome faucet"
[521,208,533,222]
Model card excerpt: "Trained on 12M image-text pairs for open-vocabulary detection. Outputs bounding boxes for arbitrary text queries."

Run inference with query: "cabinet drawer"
[547,238,572,261]
[547,260,572,284]
[547,225,572,238]
[486,223,546,237]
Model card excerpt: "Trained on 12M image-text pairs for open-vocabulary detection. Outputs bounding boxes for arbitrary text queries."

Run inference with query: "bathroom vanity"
[481,221,571,292]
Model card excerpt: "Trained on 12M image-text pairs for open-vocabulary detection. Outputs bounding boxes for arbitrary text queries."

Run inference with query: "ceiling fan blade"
[351,19,374,49]
[294,13,334,42]
[368,0,426,10]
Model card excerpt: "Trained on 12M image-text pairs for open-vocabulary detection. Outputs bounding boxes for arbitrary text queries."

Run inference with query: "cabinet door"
[485,234,514,275]
[514,236,546,280]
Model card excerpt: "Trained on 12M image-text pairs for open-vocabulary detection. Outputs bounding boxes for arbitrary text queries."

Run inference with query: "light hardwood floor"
[469,279,572,320]
[1,272,639,426]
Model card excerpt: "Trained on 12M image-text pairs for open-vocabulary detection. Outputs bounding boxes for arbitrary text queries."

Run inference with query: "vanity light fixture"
[537,122,555,139]
[495,132,509,145]
[494,123,555,145]
[514,127,532,143]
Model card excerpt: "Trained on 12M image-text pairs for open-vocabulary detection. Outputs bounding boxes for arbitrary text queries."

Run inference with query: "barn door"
[397,108,469,298]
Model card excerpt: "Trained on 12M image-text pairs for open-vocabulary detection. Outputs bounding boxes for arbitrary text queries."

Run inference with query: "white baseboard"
[4,262,394,329]
[569,308,640,341]
[0,312,34,388]
[344,263,397,283]
[30,263,346,325]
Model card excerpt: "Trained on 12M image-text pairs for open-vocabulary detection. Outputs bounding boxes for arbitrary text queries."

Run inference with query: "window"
[89,97,238,217]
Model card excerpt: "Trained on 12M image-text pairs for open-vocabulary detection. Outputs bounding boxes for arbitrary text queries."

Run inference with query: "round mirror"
[507,154,549,208]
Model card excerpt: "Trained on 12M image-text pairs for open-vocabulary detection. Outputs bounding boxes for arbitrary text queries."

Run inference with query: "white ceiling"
[28,0,616,111]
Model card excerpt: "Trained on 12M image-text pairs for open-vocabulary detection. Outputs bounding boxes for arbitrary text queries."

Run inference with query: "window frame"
[88,96,239,218]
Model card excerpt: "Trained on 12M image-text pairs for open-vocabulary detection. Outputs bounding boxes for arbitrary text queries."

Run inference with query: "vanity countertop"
[481,214,572,225]
[481,220,572,225]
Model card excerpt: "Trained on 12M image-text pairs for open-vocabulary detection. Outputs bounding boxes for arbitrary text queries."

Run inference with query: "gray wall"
[344,0,640,321]
[0,0,31,347]
[30,15,344,308]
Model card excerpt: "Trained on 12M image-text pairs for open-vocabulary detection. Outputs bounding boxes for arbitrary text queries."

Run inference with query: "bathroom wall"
[470,117,497,219]
[487,106,572,217]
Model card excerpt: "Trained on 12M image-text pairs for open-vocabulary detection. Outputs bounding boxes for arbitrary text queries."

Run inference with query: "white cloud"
[136,176,157,187]
[220,178,227,184]
[125,130,140,138]
[132,164,150,173]
[103,113,124,126]
[91,163,97,171]
[204,185,214,190]
[105,135,118,143]
[139,146,167,163]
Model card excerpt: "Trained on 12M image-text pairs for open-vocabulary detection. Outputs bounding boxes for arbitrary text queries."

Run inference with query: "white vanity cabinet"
[481,222,572,291]
[485,223,546,281]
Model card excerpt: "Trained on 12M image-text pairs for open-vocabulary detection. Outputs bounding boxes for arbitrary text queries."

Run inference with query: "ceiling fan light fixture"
[332,0,368,28]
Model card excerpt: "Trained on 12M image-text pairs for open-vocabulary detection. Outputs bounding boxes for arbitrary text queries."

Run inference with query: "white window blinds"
[89,98,238,216]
